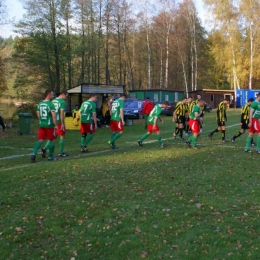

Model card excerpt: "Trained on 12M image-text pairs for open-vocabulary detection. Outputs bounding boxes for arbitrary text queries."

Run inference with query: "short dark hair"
[182,97,186,101]
[90,93,98,97]
[60,90,68,95]
[256,93,260,97]
[146,96,150,99]
[120,93,127,98]
[162,101,169,106]
[248,98,254,102]
[44,90,53,98]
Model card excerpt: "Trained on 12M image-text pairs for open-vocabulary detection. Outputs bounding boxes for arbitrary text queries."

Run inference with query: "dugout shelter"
[65,82,126,130]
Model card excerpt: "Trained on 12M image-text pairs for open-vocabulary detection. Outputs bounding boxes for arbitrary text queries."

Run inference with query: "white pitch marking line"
[0,146,33,150]
[0,123,243,171]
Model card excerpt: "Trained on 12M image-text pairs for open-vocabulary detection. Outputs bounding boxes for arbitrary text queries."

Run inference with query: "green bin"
[18,113,32,135]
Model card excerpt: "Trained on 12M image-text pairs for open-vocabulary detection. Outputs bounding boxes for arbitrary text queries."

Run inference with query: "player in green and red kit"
[108,94,127,149]
[137,101,169,147]
[245,93,260,153]
[31,90,57,163]
[79,94,98,152]
[186,100,205,149]
[42,90,68,157]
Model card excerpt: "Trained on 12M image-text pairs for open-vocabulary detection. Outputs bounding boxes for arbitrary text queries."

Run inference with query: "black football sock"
[179,128,183,138]
[233,131,242,140]
[221,130,226,140]
[210,129,219,135]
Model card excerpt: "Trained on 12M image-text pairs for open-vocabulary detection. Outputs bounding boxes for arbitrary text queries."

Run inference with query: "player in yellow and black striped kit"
[208,98,230,142]
[231,98,255,144]
[172,98,187,140]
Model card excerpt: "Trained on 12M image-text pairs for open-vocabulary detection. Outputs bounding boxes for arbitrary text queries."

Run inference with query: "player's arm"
[194,112,199,119]
[51,110,58,128]
[92,112,98,129]
[173,105,178,121]
[224,106,227,121]
[158,116,164,123]
[142,102,147,114]
[120,109,125,125]
[36,111,40,118]
[248,108,254,127]
[153,116,158,128]
[60,108,65,129]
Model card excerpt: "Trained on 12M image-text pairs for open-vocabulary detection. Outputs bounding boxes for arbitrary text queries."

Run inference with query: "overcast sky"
[0,0,208,38]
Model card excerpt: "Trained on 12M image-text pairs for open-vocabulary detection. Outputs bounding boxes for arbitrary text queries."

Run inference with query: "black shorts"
[241,121,249,130]
[217,121,225,127]
[177,115,186,125]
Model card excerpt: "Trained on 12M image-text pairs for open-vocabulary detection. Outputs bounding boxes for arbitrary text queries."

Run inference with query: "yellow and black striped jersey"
[184,103,189,115]
[216,101,227,122]
[189,101,197,114]
[241,103,250,123]
[174,101,186,116]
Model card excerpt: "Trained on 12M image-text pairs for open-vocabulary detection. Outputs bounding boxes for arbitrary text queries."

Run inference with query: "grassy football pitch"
[0,109,260,260]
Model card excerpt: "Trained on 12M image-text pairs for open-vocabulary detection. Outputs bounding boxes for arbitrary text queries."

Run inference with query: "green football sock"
[192,136,197,147]
[85,134,94,145]
[140,133,149,142]
[48,141,55,158]
[59,139,64,154]
[44,140,50,150]
[110,133,116,144]
[111,132,122,144]
[187,136,193,142]
[33,141,42,156]
[257,136,260,150]
[81,136,86,146]
[157,135,162,145]
[245,136,252,150]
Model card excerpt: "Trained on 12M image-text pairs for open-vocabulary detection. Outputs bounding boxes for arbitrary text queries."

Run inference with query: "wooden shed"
[189,89,235,108]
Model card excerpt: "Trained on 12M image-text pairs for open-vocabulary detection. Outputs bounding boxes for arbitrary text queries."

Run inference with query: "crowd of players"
[31,90,260,162]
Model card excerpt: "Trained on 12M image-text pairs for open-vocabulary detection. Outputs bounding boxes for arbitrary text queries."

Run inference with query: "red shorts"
[110,120,124,132]
[80,123,96,134]
[249,118,260,133]
[38,127,56,141]
[56,124,66,136]
[189,119,200,134]
[148,123,159,132]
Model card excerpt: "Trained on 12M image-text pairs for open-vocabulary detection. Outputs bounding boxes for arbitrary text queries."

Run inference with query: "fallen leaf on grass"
[236,241,242,249]
[135,227,142,234]
[196,203,201,209]
[15,227,23,233]
[140,251,148,258]
[77,220,84,225]
[172,245,179,249]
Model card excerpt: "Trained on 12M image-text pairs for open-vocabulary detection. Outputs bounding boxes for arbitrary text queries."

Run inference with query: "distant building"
[129,89,184,103]
[189,89,235,108]
[67,83,126,111]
